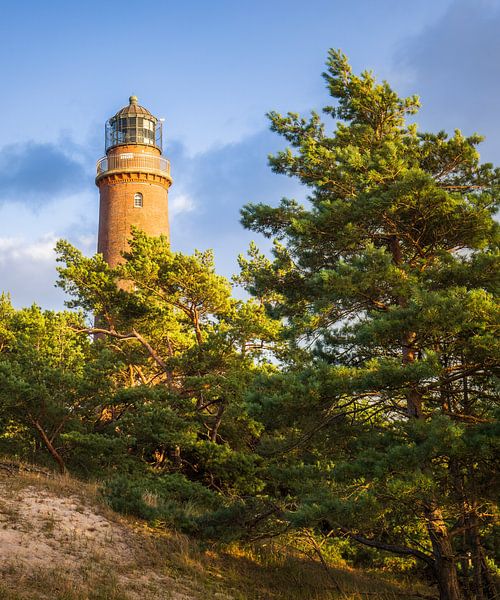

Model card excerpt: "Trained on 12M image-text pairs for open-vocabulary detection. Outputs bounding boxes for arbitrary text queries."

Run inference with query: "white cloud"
[169,191,196,217]
[0,235,56,263]
[0,184,99,310]
[0,234,66,309]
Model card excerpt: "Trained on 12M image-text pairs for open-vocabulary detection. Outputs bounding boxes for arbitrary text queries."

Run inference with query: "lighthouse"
[96,96,172,267]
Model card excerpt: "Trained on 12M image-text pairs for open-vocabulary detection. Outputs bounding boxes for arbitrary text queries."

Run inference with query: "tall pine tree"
[240,50,499,600]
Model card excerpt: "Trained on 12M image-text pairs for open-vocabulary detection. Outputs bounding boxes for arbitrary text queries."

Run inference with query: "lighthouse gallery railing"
[96,153,170,178]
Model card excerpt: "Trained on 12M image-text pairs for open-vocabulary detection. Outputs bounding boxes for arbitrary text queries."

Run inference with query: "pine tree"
[55,231,281,522]
[0,296,116,472]
[240,50,499,600]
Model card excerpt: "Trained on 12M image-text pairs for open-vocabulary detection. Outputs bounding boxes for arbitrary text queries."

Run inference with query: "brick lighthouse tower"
[96,96,172,267]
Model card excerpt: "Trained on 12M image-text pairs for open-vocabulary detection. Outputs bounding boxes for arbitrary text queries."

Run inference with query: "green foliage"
[0,297,117,470]
[60,431,130,475]
[1,235,279,531]
[1,47,498,600]
[240,49,499,599]
[53,229,283,530]
[103,472,222,531]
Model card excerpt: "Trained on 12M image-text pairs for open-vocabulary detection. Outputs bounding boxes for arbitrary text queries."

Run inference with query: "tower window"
[134,192,143,208]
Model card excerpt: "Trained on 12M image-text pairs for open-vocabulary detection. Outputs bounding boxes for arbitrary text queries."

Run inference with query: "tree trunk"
[402,331,424,418]
[209,401,226,442]
[29,416,66,474]
[468,512,498,600]
[170,445,182,468]
[425,504,463,600]
[389,235,424,419]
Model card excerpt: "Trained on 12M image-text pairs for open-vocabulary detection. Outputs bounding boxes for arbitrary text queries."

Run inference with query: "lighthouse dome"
[114,96,156,119]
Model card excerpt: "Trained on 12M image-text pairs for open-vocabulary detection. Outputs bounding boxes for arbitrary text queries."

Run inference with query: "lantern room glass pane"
[105,116,163,152]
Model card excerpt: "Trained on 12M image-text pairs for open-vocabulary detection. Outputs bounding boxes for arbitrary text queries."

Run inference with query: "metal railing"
[96,153,171,178]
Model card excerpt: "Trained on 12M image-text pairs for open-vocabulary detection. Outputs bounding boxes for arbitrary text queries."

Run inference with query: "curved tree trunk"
[29,416,66,474]
[425,504,463,600]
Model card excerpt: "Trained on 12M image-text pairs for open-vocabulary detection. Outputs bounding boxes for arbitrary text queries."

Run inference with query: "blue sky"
[0,0,498,308]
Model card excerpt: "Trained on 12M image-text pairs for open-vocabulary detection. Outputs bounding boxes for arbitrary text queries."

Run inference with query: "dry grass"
[181,541,434,600]
[0,463,437,600]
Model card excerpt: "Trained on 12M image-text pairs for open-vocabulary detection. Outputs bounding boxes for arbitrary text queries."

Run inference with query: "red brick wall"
[97,145,171,267]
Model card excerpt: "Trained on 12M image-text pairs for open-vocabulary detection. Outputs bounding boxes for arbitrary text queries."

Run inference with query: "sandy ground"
[0,474,198,599]
[0,486,128,566]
